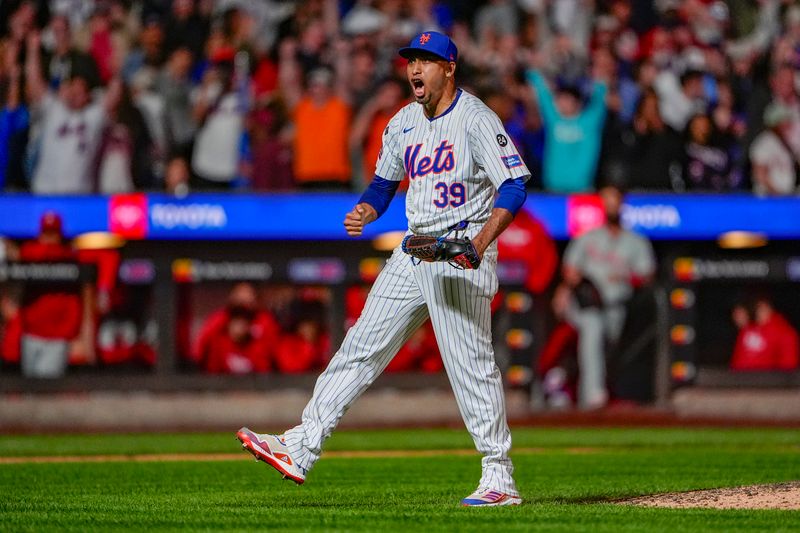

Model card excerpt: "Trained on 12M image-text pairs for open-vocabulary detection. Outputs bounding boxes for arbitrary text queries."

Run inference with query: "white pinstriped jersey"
[375,89,531,235]
[284,91,525,497]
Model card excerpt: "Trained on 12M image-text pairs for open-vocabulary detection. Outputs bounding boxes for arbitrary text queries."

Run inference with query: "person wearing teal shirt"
[526,70,607,193]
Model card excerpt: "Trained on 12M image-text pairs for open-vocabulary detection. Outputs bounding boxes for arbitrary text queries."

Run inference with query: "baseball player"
[553,185,656,409]
[238,31,530,507]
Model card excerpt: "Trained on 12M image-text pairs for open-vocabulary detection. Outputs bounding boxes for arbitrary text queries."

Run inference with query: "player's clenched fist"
[343,203,377,237]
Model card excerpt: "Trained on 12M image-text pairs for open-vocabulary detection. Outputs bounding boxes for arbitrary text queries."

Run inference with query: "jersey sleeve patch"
[501,154,523,169]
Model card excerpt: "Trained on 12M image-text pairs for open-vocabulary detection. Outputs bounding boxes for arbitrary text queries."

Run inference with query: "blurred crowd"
[0,210,445,377]
[0,0,799,195]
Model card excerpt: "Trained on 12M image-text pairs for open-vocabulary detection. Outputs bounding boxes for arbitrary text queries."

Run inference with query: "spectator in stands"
[711,79,747,142]
[767,63,800,159]
[274,315,330,374]
[654,68,707,133]
[475,0,519,45]
[129,68,166,180]
[96,284,156,370]
[0,289,22,369]
[345,44,380,111]
[0,0,799,199]
[553,185,655,409]
[526,68,608,192]
[192,282,280,374]
[190,47,245,189]
[0,40,28,191]
[349,77,406,188]
[95,83,154,193]
[750,103,799,196]
[289,66,352,190]
[246,101,293,191]
[4,1,37,47]
[741,51,790,151]
[0,238,21,369]
[164,154,191,197]
[157,47,196,156]
[730,297,800,372]
[120,15,166,83]
[624,89,683,191]
[86,5,118,85]
[25,31,122,194]
[678,114,742,192]
[44,14,100,90]
[163,0,210,61]
[18,212,82,377]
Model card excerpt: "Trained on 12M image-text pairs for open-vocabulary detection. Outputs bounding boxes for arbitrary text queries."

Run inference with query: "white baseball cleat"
[236,427,306,484]
[461,487,522,507]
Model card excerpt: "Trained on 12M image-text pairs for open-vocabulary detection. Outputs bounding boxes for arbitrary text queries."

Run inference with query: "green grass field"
[1,427,798,531]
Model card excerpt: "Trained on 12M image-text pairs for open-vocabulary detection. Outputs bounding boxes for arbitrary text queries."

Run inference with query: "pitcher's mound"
[619,482,800,510]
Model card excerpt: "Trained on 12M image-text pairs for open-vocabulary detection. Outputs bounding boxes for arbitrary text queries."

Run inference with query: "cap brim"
[398,47,450,61]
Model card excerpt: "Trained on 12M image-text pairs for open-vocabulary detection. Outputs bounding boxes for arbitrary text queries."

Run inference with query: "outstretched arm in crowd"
[102,77,123,115]
[322,0,340,41]
[277,38,302,110]
[751,162,781,195]
[331,37,352,105]
[24,32,46,105]
[348,83,397,187]
[526,70,558,125]
[584,78,608,126]
[3,41,22,110]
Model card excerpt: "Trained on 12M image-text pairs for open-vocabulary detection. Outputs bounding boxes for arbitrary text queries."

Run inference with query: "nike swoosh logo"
[403,126,415,134]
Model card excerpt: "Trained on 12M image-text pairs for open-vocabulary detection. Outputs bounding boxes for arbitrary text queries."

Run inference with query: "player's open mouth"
[412,78,425,98]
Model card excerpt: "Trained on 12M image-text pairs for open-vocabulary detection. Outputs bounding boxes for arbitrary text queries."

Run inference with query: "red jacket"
[193,309,280,374]
[386,320,443,372]
[1,314,22,364]
[731,313,800,371]
[274,331,330,373]
[19,241,82,340]
[496,209,558,294]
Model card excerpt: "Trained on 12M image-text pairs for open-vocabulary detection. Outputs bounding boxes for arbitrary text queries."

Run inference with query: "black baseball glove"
[573,278,603,309]
[401,235,481,270]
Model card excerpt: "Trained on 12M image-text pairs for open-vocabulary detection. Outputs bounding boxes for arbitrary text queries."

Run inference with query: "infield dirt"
[619,481,800,510]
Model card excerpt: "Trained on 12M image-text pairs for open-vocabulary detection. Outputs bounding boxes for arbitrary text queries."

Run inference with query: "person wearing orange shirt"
[292,68,352,189]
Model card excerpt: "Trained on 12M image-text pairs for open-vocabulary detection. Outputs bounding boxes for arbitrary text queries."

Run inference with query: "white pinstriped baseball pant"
[284,239,518,495]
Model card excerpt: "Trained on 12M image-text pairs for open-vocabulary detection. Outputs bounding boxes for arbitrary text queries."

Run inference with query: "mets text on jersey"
[404,141,455,179]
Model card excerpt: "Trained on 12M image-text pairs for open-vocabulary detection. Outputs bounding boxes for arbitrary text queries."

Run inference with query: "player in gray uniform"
[237,31,530,506]
[553,185,656,409]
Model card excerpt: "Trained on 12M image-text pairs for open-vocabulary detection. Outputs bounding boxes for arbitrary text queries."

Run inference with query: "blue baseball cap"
[398,31,458,62]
